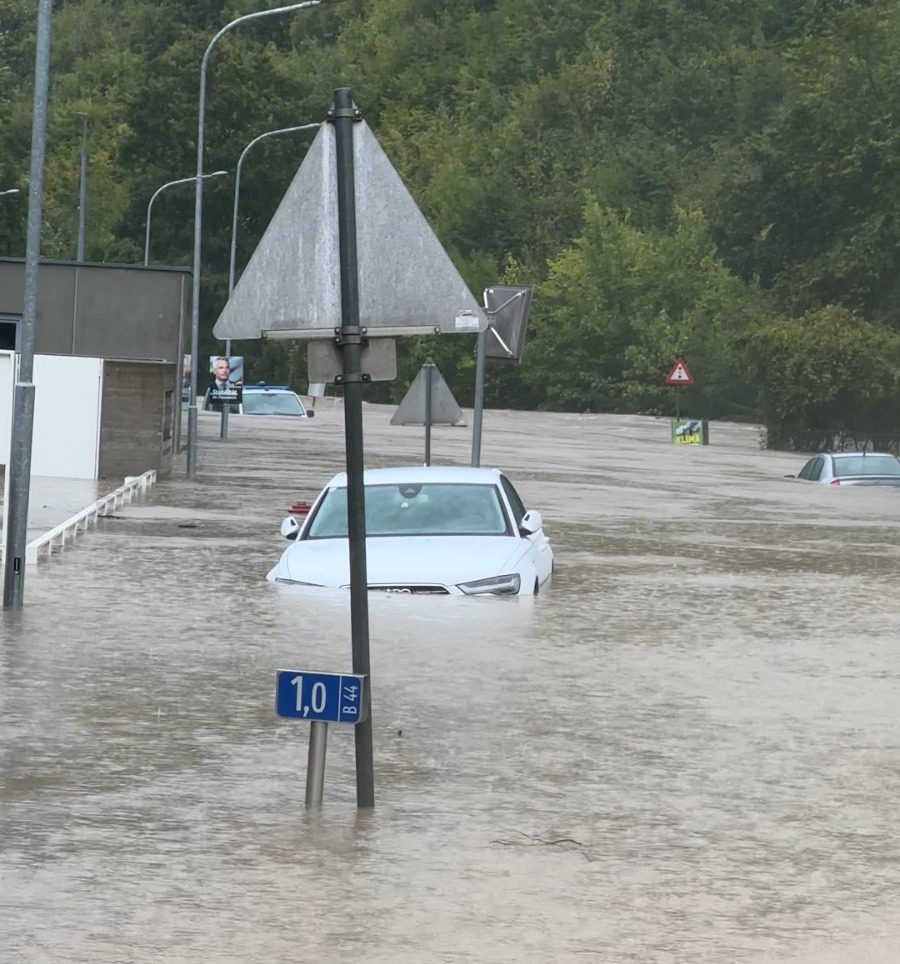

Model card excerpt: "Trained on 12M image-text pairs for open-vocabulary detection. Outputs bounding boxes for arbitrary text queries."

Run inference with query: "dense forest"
[3,0,900,446]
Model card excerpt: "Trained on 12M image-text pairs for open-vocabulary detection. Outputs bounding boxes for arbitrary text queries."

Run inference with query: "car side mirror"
[280,516,301,540]
[784,474,796,479]
[519,509,543,535]
[306,410,315,418]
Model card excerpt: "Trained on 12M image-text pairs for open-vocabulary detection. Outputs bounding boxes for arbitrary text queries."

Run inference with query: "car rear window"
[306,483,511,538]
[243,392,305,416]
[834,455,900,477]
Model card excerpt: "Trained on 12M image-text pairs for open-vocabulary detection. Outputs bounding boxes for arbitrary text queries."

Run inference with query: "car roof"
[243,384,294,393]
[828,451,897,459]
[324,466,506,488]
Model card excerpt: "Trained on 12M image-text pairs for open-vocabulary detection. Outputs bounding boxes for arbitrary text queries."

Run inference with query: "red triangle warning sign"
[665,357,693,385]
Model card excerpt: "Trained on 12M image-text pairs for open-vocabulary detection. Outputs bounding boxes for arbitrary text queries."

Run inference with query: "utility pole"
[3,0,53,608]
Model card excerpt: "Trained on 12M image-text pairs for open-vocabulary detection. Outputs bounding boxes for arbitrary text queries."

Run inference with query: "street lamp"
[144,171,227,265]
[228,124,320,295]
[186,0,326,477]
[217,122,320,440]
[74,112,89,260]
[0,189,20,197]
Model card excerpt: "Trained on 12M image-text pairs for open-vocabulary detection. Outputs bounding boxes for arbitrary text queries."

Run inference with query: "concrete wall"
[0,259,189,362]
[0,259,187,478]
[0,354,176,479]
[99,361,177,479]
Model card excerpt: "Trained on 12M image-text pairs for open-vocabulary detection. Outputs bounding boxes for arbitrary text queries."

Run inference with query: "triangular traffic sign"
[390,361,466,426]
[213,121,487,341]
[665,357,693,385]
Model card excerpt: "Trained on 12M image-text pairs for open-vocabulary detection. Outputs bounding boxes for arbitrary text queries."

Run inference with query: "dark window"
[242,391,305,416]
[833,455,900,477]
[500,475,527,527]
[810,458,824,481]
[0,318,19,351]
[306,483,510,538]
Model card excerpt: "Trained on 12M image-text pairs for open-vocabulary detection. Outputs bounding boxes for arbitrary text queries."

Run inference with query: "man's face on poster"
[213,358,230,382]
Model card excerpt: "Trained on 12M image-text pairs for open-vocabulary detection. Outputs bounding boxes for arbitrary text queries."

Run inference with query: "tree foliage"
[2,0,900,444]
[744,306,900,450]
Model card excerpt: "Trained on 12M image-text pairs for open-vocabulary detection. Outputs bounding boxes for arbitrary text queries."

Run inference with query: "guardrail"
[25,470,157,565]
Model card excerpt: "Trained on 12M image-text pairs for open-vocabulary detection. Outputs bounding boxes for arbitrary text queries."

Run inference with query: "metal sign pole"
[471,327,486,467]
[332,86,375,808]
[276,670,367,806]
[305,721,328,807]
[424,358,434,466]
[220,341,230,440]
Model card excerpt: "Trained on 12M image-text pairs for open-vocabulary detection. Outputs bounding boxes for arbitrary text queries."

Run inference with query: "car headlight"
[456,573,521,595]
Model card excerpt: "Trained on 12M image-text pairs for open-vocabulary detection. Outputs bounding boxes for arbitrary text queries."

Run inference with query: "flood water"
[3,403,900,963]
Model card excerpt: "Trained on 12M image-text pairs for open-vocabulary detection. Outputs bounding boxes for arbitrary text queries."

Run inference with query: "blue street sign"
[275,670,367,724]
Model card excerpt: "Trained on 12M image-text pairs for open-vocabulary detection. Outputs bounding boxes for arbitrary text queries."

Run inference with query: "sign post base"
[305,721,328,808]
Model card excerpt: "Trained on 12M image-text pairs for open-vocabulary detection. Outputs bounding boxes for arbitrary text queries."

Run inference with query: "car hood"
[268,535,527,589]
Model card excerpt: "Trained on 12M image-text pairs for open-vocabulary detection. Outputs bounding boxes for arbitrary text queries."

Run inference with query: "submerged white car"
[267,466,554,596]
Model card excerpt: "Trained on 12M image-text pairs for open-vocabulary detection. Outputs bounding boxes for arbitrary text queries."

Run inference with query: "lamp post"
[145,171,227,266]
[0,189,20,198]
[218,122,320,440]
[186,0,325,477]
[3,0,52,609]
[228,124,320,295]
[74,112,89,261]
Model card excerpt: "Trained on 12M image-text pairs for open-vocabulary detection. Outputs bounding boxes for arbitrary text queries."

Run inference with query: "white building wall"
[31,354,103,478]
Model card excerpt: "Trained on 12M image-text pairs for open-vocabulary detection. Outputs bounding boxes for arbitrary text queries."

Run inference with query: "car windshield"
[834,455,900,477]
[305,483,511,538]
[243,392,305,416]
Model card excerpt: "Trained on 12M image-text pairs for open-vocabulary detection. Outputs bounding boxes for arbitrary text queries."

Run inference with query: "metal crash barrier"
[25,470,157,564]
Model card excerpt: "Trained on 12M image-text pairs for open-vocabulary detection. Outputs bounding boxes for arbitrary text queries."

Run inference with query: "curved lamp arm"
[144,171,227,265]
[228,123,321,294]
[187,0,325,475]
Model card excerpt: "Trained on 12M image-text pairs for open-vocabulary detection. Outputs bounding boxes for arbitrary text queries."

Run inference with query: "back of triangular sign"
[214,120,487,341]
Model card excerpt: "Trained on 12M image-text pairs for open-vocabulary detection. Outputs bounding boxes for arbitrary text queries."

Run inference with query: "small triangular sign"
[665,357,693,385]
[390,361,466,426]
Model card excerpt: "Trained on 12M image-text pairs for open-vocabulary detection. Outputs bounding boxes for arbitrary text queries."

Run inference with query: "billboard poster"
[672,419,709,445]
[206,355,244,410]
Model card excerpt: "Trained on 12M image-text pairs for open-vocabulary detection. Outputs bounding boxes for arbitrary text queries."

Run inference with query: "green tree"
[744,306,900,449]
[709,2,900,322]
[522,198,770,415]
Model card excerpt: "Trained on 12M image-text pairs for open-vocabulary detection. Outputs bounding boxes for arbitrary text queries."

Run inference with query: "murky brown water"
[3,403,900,962]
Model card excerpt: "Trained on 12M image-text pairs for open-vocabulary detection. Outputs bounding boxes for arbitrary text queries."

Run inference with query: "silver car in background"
[794,451,900,486]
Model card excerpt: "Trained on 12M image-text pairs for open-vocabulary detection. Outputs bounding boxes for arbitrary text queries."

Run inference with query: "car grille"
[368,585,450,595]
